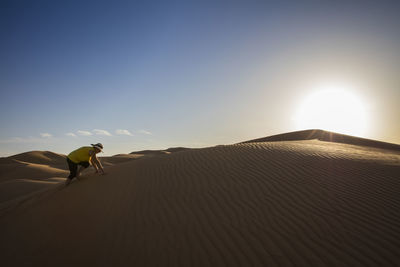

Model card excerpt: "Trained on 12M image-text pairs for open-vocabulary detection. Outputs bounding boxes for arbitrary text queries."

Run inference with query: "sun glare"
[295,87,368,137]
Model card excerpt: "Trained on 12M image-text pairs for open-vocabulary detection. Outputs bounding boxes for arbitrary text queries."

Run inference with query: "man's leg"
[76,166,86,179]
[76,162,90,179]
[66,158,78,185]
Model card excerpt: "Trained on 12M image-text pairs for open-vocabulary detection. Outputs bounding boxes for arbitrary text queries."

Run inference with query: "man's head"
[91,143,103,153]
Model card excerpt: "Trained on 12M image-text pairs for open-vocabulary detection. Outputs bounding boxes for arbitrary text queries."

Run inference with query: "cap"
[91,143,104,151]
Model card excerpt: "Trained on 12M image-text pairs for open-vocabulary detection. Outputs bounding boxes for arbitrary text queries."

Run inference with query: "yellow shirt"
[68,146,94,164]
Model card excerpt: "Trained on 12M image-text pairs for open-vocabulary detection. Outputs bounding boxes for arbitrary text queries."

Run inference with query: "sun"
[294,87,368,137]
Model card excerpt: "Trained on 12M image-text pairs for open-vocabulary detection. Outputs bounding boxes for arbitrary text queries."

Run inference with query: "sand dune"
[130,147,191,156]
[100,154,142,166]
[9,150,67,166]
[0,151,69,210]
[243,129,400,152]
[1,136,399,266]
[0,151,139,211]
[0,161,68,182]
[0,151,68,182]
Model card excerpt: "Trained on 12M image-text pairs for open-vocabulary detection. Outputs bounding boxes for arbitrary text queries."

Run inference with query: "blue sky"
[1,1,400,156]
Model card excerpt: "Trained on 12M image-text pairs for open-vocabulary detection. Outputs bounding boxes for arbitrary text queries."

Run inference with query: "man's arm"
[90,157,99,172]
[91,154,105,174]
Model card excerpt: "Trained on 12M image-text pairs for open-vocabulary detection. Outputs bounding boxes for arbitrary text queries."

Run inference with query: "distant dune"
[0,131,400,266]
[8,150,67,165]
[242,129,400,151]
[100,154,143,166]
[0,151,68,183]
[129,147,191,156]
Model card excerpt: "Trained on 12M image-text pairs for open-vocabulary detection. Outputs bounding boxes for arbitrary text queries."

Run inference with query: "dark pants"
[67,158,90,180]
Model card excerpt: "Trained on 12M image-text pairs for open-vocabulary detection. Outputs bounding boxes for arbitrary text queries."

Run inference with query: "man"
[65,143,105,186]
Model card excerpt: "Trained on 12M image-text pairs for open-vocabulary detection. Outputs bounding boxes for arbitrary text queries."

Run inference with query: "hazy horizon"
[1,1,400,156]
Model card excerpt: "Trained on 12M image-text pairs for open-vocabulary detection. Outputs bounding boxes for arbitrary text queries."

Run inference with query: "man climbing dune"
[65,143,105,186]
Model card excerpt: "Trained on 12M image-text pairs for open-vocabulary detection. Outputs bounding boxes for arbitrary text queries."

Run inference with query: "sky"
[1,0,400,156]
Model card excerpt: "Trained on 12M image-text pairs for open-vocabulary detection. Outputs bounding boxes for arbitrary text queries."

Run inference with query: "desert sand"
[0,130,400,266]
[0,152,140,214]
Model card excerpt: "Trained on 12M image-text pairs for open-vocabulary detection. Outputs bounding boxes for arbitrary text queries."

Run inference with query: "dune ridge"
[242,129,400,152]
[9,151,67,165]
[129,147,191,156]
[0,139,399,266]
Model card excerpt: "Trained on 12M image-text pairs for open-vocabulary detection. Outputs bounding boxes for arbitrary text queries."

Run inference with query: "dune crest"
[242,129,400,152]
[9,151,67,165]
[129,147,191,157]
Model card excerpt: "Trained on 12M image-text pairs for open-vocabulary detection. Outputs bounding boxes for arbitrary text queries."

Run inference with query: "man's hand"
[95,168,105,175]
